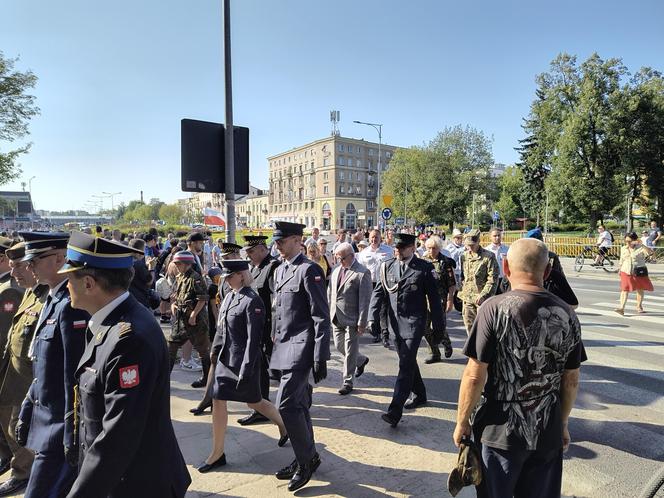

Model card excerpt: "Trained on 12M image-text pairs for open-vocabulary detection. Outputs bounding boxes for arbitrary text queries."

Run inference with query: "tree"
[494,166,526,225]
[158,203,184,224]
[0,52,40,184]
[382,125,494,229]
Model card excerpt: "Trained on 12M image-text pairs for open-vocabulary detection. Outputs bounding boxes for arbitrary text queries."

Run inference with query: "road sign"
[382,195,393,207]
[493,210,500,221]
[395,217,405,224]
[381,208,393,220]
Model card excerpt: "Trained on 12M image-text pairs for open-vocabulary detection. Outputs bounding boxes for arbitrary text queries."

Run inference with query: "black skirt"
[212,357,261,403]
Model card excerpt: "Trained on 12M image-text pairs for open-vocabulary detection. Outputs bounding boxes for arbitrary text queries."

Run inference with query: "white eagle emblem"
[119,365,140,388]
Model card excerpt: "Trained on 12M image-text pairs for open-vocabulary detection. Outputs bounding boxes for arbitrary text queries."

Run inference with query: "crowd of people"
[0,220,657,497]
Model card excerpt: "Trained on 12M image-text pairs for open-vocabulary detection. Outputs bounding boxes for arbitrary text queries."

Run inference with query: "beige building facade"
[268,136,396,230]
[236,192,269,228]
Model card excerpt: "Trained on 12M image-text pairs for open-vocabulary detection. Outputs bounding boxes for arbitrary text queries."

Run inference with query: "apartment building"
[267,136,396,230]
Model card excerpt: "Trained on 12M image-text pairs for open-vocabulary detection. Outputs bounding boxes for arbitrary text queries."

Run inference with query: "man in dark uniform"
[270,221,330,492]
[0,237,24,478]
[368,233,445,427]
[0,243,46,496]
[169,251,211,388]
[238,235,281,426]
[59,231,191,497]
[15,232,90,498]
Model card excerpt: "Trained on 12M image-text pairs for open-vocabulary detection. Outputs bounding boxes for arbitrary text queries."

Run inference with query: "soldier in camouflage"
[458,229,499,335]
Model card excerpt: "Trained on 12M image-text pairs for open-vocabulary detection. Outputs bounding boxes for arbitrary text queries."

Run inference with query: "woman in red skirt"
[615,232,654,314]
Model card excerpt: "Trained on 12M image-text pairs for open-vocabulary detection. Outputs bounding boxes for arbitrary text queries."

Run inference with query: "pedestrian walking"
[270,221,330,492]
[454,238,586,498]
[615,232,654,315]
[368,233,445,427]
[329,243,372,396]
[0,243,47,497]
[197,259,287,473]
[458,229,499,334]
[15,231,89,498]
[61,231,191,497]
[484,228,509,292]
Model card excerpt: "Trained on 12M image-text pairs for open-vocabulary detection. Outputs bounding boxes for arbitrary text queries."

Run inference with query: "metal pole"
[223,0,236,243]
[626,194,631,234]
[472,193,476,227]
[544,193,549,236]
[377,125,382,230]
[404,170,407,226]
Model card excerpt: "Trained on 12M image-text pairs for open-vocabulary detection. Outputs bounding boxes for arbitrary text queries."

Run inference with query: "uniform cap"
[19,231,70,262]
[220,258,249,276]
[394,233,417,248]
[172,251,196,264]
[220,242,242,256]
[463,229,481,244]
[58,231,143,274]
[5,242,26,261]
[243,235,269,249]
[272,221,305,241]
[0,236,15,253]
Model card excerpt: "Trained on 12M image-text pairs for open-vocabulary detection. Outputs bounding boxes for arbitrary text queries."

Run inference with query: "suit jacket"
[0,285,47,407]
[212,287,265,380]
[368,256,445,340]
[0,272,24,355]
[270,253,331,370]
[250,254,280,343]
[18,281,89,453]
[328,259,372,328]
[68,294,191,498]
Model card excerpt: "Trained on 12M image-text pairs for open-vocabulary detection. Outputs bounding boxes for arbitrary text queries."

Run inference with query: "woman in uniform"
[197,259,288,473]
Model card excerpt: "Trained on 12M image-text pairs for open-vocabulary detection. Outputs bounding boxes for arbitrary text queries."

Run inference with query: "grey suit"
[328,259,372,387]
[270,253,330,466]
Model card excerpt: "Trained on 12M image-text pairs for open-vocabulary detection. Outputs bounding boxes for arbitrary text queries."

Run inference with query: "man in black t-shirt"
[454,238,586,498]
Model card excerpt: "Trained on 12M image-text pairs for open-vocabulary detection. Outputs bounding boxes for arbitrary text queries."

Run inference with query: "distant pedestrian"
[484,228,509,292]
[454,238,586,498]
[646,220,661,247]
[615,232,654,315]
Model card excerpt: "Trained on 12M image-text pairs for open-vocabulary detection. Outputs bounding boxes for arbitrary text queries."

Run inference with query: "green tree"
[494,166,526,224]
[0,52,40,184]
[158,203,184,224]
[382,125,494,230]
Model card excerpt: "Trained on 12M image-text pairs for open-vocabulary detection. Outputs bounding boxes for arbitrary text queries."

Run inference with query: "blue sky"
[2,0,663,211]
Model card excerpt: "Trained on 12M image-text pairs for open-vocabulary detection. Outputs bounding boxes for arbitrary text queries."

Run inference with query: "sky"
[2,0,663,212]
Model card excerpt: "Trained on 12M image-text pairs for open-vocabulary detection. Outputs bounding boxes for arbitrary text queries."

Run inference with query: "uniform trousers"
[24,449,75,498]
[372,282,389,339]
[276,369,315,466]
[477,445,563,498]
[258,346,271,401]
[0,412,10,463]
[387,334,426,421]
[462,302,478,335]
[332,319,367,387]
[0,405,34,479]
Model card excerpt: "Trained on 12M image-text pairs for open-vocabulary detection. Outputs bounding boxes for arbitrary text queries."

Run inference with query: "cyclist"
[593,225,613,265]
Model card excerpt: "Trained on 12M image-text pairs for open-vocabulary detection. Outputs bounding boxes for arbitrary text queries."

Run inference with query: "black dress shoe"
[424,355,441,364]
[0,477,29,496]
[382,337,390,348]
[191,377,207,388]
[338,385,353,395]
[197,453,226,473]
[381,413,399,427]
[443,343,453,359]
[0,459,9,477]
[278,434,289,447]
[287,454,321,492]
[276,454,320,480]
[355,357,369,378]
[404,397,427,410]
[238,411,269,426]
[189,403,212,416]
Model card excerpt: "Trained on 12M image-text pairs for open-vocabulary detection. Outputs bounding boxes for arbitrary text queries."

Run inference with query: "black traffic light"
[181,118,249,194]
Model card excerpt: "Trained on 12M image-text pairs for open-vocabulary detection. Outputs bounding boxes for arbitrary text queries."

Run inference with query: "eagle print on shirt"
[489,294,581,450]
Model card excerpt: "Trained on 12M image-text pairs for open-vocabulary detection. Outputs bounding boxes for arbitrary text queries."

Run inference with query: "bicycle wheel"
[574,254,584,272]
[602,255,618,273]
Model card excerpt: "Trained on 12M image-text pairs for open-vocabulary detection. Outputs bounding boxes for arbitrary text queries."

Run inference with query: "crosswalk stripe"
[582,326,664,344]
[579,303,664,325]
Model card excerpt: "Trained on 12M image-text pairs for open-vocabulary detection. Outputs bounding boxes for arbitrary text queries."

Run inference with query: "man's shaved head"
[506,238,549,276]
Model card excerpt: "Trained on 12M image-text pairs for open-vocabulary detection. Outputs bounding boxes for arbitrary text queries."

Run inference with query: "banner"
[203,207,226,227]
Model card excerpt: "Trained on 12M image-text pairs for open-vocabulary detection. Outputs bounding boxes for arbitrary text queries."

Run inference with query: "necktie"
[338,266,346,287]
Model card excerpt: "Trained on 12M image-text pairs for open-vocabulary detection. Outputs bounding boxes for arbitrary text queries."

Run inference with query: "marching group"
[0,220,656,497]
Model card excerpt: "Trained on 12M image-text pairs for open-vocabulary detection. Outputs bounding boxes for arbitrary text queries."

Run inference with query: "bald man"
[454,239,586,498]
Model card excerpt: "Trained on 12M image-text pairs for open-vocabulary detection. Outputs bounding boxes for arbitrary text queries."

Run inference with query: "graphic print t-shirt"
[463,290,587,451]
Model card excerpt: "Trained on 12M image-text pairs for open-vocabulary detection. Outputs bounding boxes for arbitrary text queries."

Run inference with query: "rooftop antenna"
[330,110,340,136]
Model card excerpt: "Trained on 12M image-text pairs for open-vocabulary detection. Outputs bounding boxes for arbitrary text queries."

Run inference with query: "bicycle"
[574,245,618,273]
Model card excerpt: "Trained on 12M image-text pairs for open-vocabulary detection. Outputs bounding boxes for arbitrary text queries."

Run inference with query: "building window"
[357,172,361,180]
[356,159,362,168]
[386,151,392,158]
[323,185,329,194]
[367,200,374,209]
[368,149,374,156]
[339,171,344,180]
[355,185,361,194]
[338,156,345,166]
[323,158,328,166]
[348,157,353,167]
[337,144,344,152]
[323,172,328,180]
[339,185,345,194]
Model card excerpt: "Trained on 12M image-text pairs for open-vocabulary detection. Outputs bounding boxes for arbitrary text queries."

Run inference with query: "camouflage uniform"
[169,268,211,375]
[458,248,499,334]
[421,253,456,359]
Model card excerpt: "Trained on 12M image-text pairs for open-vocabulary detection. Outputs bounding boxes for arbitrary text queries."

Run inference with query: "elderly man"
[458,229,499,334]
[368,233,445,427]
[445,229,465,284]
[357,229,394,346]
[329,243,373,395]
[454,238,586,498]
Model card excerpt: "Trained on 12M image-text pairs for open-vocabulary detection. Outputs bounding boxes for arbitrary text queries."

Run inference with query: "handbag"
[635,266,648,277]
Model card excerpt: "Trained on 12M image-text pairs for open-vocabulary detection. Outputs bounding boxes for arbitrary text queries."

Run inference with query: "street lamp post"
[102,191,122,211]
[27,176,36,227]
[353,120,382,229]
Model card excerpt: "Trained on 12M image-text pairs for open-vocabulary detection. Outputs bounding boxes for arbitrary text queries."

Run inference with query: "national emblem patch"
[119,365,140,388]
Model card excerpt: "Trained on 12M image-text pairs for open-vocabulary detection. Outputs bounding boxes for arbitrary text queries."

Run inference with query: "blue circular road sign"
[381,207,393,220]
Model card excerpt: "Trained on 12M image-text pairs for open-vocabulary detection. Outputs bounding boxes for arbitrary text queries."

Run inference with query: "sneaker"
[180,360,203,372]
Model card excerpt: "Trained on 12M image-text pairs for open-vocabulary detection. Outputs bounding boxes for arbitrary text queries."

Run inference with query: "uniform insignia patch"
[119,365,140,388]
[118,322,132,337]
[314,275,322,282]
[2,302,14,312]
[73,320,87,329]
[46,319,56,325]
[255,308,262,314]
